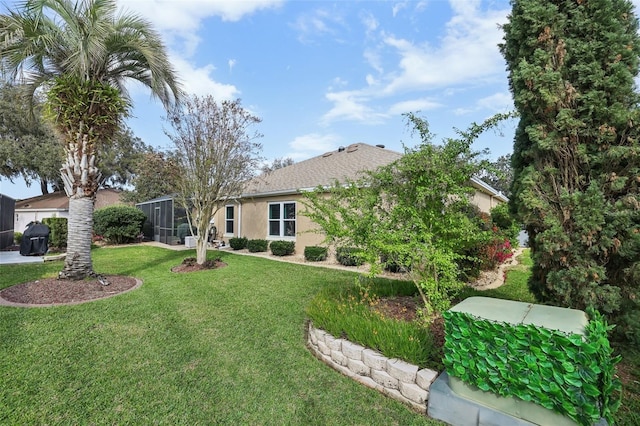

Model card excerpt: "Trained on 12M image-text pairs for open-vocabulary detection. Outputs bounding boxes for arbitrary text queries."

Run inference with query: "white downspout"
[235,199,242,237]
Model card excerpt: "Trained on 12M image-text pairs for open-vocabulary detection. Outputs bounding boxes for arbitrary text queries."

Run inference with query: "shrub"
[177,223,195,243]
[336,247,366,266]
[380,253,411,273]
[490,203,520,245]
[13,232,22,245]
[304,246,328,261]
[270,240,295,256]
[42,217,67,248]
[478,238,513,270]
[247,239,268,253]
[229,237,248,250]
[93,206,146,245]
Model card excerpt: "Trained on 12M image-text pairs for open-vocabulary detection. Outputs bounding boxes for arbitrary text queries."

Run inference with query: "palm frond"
[0,0,182,108]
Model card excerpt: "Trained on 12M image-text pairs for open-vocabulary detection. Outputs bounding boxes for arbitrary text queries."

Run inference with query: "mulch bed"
[171,257,227,273]
[0,275,139,306]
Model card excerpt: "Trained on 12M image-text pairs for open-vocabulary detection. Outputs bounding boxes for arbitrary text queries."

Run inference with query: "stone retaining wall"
[306,321,439,414]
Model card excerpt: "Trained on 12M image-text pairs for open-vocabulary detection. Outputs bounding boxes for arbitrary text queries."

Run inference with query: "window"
[225,205,234,235]
[268,202,296,238]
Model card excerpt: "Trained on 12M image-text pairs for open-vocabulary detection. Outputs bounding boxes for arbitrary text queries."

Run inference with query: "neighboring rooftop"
[243,143,402,196]
[15,188,125,210]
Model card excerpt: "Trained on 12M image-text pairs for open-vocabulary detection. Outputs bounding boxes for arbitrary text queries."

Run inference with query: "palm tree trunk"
[59,195,95,280]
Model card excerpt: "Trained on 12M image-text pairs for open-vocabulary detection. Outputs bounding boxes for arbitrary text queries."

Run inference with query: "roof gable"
[244,143,402,196]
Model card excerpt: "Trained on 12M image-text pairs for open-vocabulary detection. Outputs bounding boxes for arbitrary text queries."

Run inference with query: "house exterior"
[212,143,508,252]
[13,188,125,232]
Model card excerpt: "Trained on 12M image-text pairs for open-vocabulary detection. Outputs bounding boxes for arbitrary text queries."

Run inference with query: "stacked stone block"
[307,322,438,414]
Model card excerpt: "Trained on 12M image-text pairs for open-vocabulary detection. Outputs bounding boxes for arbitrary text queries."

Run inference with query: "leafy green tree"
[304,113,505,316]
[0,83,63,194]
[501,0,640,342]
[0,0,181,280]
[121,149,181,204]
[479,154,513,198]
[166,95,263,265]
[97,126,150,189]
[1,83,152,194]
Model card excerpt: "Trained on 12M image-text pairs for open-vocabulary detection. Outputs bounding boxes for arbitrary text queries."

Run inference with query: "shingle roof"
[243,143,402,197]
[15,188,126,210]
[15,191,68,210]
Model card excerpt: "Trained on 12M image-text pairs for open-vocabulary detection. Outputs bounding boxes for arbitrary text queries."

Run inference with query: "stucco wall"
[15,210,68,234]
[471,191,503,213]
[215,195,325,252]
[221,188,504,253]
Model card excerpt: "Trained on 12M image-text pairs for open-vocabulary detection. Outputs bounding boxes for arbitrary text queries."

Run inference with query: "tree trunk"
[59,193,95,280]
[196,235,208,264]
[40,179,49,195]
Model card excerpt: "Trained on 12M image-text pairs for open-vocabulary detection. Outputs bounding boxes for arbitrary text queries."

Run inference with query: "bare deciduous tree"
[166,95,263,264]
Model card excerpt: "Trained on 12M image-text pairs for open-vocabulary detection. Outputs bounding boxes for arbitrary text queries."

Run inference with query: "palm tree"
[0,0,182,279]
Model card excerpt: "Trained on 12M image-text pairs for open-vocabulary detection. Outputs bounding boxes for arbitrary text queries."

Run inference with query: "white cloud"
[117,1,283,56]
[381,3,508,94]
[287,133,341,160]
[322,90,387,124]
[364,48,383,73]
[477,92,513,112]
[360,10,379,35]
[328,77,349,91]
[290,8,347,43]
[116,1,277,103]
[388,98,441,115]
[228,59,237,73]
[118,1,283,29]
[321,0,510,125]
[452,91,513,116]
[171,57,239,100]
[392,2,408,18]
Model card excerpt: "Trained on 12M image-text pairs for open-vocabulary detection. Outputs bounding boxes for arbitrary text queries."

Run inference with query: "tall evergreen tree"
[501,0,640,342]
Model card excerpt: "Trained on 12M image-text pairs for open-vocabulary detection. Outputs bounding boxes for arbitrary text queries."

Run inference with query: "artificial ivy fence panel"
[442,297,620,426]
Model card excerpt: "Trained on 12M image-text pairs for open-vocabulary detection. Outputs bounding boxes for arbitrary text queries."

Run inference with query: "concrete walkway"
[0,251,44,266]
[0,251,66,266]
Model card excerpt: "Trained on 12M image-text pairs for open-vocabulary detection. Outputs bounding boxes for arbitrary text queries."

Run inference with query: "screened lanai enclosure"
[0,194,16,250]
[136,195,189,245]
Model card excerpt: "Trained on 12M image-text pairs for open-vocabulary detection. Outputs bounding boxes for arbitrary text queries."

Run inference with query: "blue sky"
[3,0,523,199]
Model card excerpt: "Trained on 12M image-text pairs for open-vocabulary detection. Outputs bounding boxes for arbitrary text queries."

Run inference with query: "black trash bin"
[20,221,50,256]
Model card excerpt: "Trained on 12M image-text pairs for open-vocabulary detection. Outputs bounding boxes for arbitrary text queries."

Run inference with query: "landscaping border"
[306,320,439,414]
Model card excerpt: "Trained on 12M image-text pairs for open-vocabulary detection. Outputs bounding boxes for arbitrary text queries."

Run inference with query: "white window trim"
[267,201,296,240]
[224,204,235,237]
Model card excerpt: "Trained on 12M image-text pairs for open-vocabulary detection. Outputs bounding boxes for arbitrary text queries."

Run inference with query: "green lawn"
[0,246,439,425]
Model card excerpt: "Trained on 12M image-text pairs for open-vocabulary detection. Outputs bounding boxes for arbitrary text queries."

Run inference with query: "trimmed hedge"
[229,237,248,250]
[13,232,22,245]
[336,246,366,266]
[43,217,67,248]
[247,239,268,253]
[270,240,295,256]
[94,206,146,244]
[304,246,328,261]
